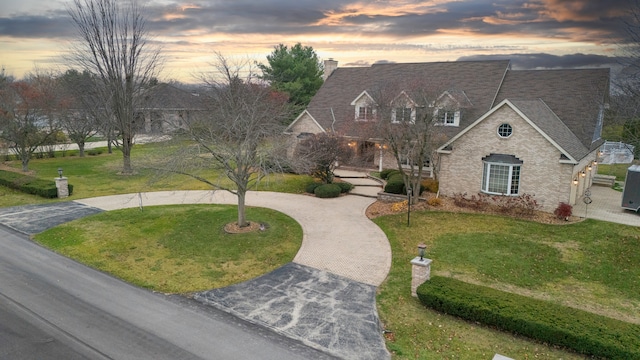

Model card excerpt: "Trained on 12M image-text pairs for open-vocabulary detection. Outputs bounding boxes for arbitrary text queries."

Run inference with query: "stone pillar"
[55,177,69,198]
[411,257,432,297]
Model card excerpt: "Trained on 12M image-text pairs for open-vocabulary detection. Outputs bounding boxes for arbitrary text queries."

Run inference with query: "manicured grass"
[1,141,314,206]
[598,163,635,181]
[34,205,302,293]
[374,211,640,359]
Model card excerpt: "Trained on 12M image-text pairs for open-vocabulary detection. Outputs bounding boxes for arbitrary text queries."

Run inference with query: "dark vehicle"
[621,165,640,212]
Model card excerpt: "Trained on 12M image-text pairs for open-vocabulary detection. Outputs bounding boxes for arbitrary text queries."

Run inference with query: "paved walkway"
[2,188,391,359]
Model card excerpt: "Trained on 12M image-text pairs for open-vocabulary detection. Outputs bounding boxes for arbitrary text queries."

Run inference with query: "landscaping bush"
[305,182,323,194]
[384,177,405,194]
[0,169,72,198]
[417,276,640,359]
[336,181,354,193]
[314,183,342,198]
[427,197,442,206]
[421,178,439,193]
[87,149,103,156]
[452,192,540,216]
[554,202,573,220]
[380,168,400,180]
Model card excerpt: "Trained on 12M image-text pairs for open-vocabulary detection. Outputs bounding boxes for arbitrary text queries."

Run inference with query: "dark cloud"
[0,0,633,48]
[457,53,619,70]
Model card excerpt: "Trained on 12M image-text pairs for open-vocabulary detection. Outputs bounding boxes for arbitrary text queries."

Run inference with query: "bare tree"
[0,73,62,171]
[293,132,353,183]
[67,0,161,174]
[155,53,291,228]
[59,69,104,157]
[607,0,640,158]
[368,81,449,202]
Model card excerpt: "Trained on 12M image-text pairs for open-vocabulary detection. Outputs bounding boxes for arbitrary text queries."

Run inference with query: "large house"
[285,60,610,212]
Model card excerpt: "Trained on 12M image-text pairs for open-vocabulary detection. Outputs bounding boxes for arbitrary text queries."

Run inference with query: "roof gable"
[437,99,584,163]
[284,109,326,134]
[493,68,609,149]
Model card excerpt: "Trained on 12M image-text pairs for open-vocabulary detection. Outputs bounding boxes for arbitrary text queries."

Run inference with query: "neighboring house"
[286,60,610,212]
[136,83,205,134]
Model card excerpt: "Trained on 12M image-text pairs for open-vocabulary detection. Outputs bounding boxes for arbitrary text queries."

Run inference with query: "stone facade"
[438,104,591,212]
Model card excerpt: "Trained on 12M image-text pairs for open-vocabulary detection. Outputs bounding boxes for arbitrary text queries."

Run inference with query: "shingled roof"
[493,68,610,150]
[297,60,609,162]
[140,83,205,110]
[302,60,511,138]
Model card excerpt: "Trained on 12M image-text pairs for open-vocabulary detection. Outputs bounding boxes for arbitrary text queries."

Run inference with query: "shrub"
[384,178,405,194]
[305,182,322,194]
[336,181,354,193]
[314,183,342,198]
[87,149,103,156]
[427,197,442,206]
[380,168,399,180]
[554,202,573,219]
[417,276,640,360]
[452,192,540,217]
[0,169,72,198]
[421,178,439,193]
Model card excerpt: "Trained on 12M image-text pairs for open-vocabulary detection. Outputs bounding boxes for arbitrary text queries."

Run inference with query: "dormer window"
[436,109,460,126]
[358,106,374,121]
[392,106,415,123]
[351,90,376,122]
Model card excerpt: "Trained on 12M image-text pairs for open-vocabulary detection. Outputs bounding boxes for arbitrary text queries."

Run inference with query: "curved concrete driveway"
[76,190,392,286]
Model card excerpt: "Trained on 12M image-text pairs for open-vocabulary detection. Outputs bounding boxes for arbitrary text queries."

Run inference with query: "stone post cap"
[410,257,432,266]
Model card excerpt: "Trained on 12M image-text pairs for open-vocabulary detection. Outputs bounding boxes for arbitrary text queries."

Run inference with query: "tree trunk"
[78,141,85,157]
[121,132,133,174]
[237,190,248,227]
[21,155,29,172]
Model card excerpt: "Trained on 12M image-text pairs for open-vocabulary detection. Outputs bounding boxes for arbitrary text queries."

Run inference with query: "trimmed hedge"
[0,169,73,198]
[314,183,342,198]
[305,182,323,194]
[336,181,354,193]
[417,276,640,359]
[380,168,400,180]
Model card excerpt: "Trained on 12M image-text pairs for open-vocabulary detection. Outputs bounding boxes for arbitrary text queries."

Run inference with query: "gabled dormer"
[351,90,376,121]
[391,91,417,124]
[432,90,472,127]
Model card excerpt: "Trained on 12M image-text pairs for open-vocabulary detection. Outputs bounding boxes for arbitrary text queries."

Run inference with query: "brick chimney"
[323,59,338,80]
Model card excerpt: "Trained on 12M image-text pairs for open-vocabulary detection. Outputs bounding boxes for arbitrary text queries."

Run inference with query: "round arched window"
[498,123,513,138]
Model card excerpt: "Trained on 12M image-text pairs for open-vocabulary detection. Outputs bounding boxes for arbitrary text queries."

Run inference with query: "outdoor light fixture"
[593,160,598,166]
[581,171,586,177]
[587,164,592,171]
[418,243,426,261]
[58,168,63,178]
[573,178,578,185]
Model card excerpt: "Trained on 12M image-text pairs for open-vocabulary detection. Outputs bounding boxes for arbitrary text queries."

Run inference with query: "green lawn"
[5,144,640,358]
[1,141,313,207]
[34,205,302,293]
[598,162,637,182]
[374,211,640,359]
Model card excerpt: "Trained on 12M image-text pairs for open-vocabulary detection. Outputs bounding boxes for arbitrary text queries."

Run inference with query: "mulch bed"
[365,193,581,225]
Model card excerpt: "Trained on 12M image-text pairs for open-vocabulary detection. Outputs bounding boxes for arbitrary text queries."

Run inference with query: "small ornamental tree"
[293,133,353,183]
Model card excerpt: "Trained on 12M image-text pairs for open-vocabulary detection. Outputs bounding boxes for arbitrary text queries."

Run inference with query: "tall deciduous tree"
[610,0,640,158]
[258,43,323,112]
[58,69,101,157]
[67,0,161,174]
[367,81,449,203]
[0,73,63,171]
[157,53,291,228]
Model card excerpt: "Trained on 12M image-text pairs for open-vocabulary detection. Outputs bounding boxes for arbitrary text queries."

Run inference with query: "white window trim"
[434,108,460,126]
[482,162,520,195]
[391,106,416,124]
[356,105,376,121]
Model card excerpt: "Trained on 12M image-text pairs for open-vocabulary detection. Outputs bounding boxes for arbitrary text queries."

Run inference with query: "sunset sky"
[0,0,633,82]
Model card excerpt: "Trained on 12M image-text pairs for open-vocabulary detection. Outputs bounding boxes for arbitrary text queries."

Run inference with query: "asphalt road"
[0,226,335,360]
